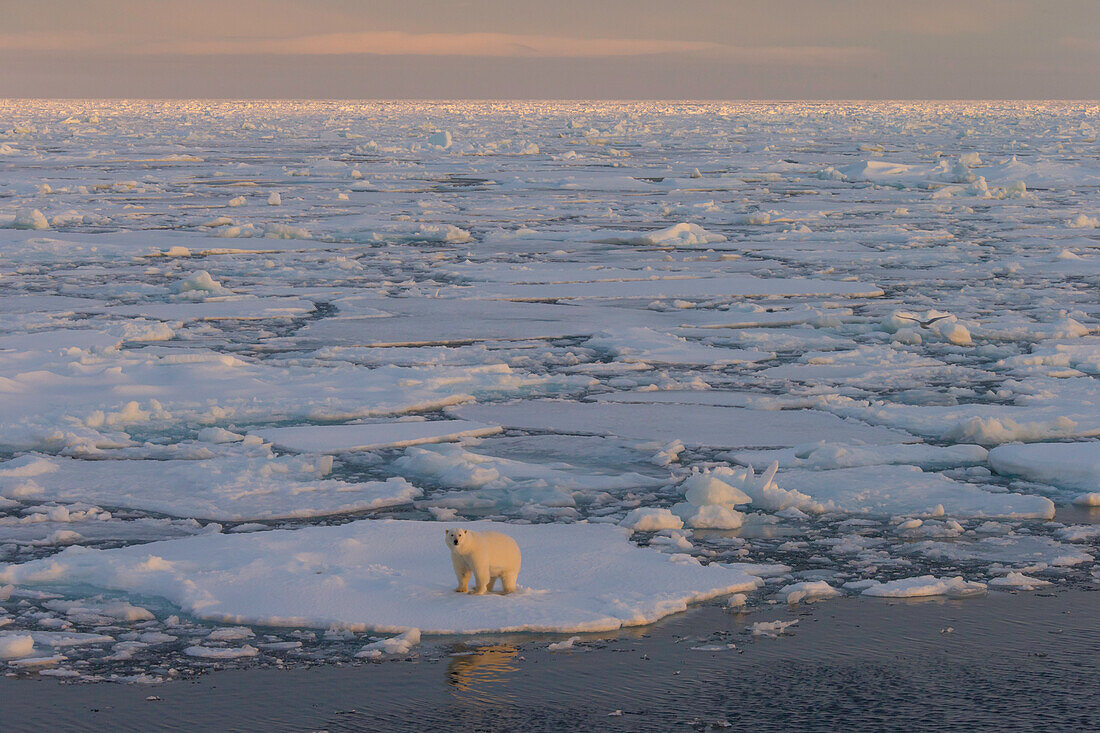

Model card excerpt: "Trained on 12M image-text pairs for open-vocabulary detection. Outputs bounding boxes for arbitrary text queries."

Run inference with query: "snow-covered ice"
[989,442,1100,493]
[0,452,421,521]
[0,520,761,634]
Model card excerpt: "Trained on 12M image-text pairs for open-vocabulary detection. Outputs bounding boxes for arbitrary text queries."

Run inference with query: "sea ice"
[250,420,501,453]
[749,619,798,637]
[451,401,913,449]
[1,100,1096,673]
[0,453,420,521]
[777,581,842,604]
[760,464,1054,519]
[620,508,684,531]
[858,576,987,598]
[988,442,1100,492]
[987,572,1053,591]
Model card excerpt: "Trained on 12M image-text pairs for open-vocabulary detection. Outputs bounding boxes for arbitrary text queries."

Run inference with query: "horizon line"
[3,97,1099,103]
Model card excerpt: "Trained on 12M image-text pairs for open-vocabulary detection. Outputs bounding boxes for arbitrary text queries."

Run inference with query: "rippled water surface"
[6,591,1097,732]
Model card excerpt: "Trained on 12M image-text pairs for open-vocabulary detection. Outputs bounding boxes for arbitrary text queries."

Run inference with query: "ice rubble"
[0,630,114,661]
[669,469,754,529]
[0,521,762,634]
[663,462,1052,520]
[905,535,1092,568]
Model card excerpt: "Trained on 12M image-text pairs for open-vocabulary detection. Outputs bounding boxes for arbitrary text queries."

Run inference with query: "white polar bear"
[445,528,521,595]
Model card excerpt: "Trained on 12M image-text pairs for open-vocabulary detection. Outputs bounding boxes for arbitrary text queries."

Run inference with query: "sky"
[1,0,1098,99]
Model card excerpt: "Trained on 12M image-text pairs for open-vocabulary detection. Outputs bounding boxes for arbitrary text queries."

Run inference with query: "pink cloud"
[0,28,875,66]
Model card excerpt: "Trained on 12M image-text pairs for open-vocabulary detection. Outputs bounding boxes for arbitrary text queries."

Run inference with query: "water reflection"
[445,644,519,706]
[694,521,802,541]
[1054,502,1100,526]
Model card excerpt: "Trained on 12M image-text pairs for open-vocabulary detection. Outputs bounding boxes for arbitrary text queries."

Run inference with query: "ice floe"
[855,576,987,598]
[0,453,420,521]
[0,520,762,634]
[988,442,1100,493]
[250,420,501,453]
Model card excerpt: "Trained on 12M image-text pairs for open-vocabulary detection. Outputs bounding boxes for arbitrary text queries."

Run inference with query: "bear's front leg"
[452,556,471,593]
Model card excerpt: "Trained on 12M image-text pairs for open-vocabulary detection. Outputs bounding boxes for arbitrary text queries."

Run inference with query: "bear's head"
[445,528,470,550]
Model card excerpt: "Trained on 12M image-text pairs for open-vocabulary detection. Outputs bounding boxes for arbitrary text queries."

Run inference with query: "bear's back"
[473,530,521,565]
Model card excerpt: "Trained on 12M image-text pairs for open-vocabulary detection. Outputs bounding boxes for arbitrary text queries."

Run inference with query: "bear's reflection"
[446,644,519,706]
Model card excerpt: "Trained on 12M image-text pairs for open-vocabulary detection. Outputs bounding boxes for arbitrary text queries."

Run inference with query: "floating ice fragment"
[197,427,245,444]
[357,628,420,657]
[988,572,1052,591]
[426,131,452,149]
[680,471,752,508]
[620,508,684,531]
[750,619,798,637]
[778,581,841,604]
[172,270,231,298]
[652,440,685,466]
[725,593,747,608]
[860,575,986,598]
[206,626,254,641]
[12,208,48,230]
[0,634,35,660]
[547,636,581,651]
[624,223,726,247]
[670,503,744,530]
[183,644,259,659]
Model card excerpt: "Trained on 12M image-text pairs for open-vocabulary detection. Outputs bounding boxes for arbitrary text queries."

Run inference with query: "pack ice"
[1,100,1097,678]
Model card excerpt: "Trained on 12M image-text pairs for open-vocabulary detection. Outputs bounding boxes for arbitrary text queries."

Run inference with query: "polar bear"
[445,528,521,595]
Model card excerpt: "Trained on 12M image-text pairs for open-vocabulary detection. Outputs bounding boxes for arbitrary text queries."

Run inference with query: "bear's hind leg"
[501,571,518,594]
[472,564,490,594]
